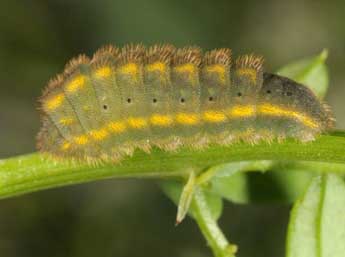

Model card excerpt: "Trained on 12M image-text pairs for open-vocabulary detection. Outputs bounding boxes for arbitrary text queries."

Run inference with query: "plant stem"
[1,132,345,199]
[192,187,237,257]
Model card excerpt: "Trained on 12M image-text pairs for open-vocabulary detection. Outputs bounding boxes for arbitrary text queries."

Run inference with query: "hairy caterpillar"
[37,44,335,163]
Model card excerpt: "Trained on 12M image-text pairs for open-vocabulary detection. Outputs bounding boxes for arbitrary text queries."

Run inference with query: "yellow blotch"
[229,105,255,118]
[94,66,112,78]
[118,63,138,75]
[74,135,88,145]
[174,63,198,86]
[203,110,227,123]
[236,68,257,83]
[66,75,86,93]
[176,113,200,125]
[89,128,109,141]
[127,117,147,129]
[258,103,319,129]
[150,114,173,127]
[205,65,226,83]
[174,63,196,74]
[146,62,166,73]
[108,121,126,133]
[45,94,64,111]
[61,142,71,151]
[59,117,74,126]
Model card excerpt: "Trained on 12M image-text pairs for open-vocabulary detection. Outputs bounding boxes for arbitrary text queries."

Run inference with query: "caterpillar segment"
[89,46,127,160]
[144,44,177,150]
[170,46,204,148]
[37,44,335,163]
[200,48,232,145]
[61,55,109,158]
[39,69,89,158]
[228,54,264,144]
[116,44,153,156]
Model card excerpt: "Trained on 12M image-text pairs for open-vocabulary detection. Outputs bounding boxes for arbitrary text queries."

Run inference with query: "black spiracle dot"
[237,92,242,97]
[208,96,214,102]
[266,90,271,94]
[180,98,185,103]
[127,98,132,103]
[153,98,157,103]
[103,104,108,110]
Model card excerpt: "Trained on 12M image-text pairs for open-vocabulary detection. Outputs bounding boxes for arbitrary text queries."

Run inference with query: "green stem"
[192,187,237,257]
[1,132,345,199]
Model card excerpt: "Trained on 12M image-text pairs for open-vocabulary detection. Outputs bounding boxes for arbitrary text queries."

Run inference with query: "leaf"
[210,173,249,204]
[246,161,345,203]
[207,161,273,204]
[1,132,345,199]
[269,169,314,203]
[277,49,329,98]
[286,174,345,257]
[160,180,223,221]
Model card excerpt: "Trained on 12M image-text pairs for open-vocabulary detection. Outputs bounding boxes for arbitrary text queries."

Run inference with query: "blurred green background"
[0,0,344,256]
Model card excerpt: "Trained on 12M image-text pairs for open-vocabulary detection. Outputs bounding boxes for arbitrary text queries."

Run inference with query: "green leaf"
[210,173,249,204]
[277,49,329,98]
[160,180,223,221]
[246,161,345,203]
[286,174,345,257]
[206,161,273,204]
[269,169,314,203]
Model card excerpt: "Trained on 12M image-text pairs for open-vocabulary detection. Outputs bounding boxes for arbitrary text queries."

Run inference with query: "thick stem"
[1,132,345,199]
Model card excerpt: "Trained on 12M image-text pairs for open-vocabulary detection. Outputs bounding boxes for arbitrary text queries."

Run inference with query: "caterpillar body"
[37,44,335,163]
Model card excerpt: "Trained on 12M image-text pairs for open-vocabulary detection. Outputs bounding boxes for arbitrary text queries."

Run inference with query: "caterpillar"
[37,44,335,164]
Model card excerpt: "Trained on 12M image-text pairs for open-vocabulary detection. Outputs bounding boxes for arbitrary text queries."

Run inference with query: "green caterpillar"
[37,44,335,163]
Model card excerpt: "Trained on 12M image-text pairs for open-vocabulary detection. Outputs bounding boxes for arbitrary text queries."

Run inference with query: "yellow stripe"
[108,121,126,133]
[229,105,255,118]
[60,103,318,150]
[45,94,64,110]
[118,63,138,75]
[61,142,71,151]
[127,117,147,129]
[74,135,88,145]
[176,112,199,125]
[203,110,227,123]
[205,65,226,83]
[146,62,166,73]
[89,128,109,141]
[150,114,173,126]
[174,63,196,74]
[174,63,198,86]
[236,68,257,83]
[66,75,86,93]
[258,103,319,129]
[94,66,112,78]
